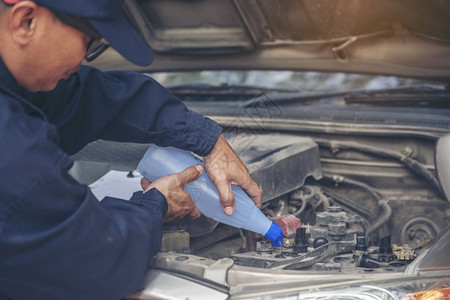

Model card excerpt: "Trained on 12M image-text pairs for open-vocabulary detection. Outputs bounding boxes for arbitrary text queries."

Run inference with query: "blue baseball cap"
[30,0,154,66]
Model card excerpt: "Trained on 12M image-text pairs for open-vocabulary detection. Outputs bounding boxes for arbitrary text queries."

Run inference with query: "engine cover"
[226,133,322,203]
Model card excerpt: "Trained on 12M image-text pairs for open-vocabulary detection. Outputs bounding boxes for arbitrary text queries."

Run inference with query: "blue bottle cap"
[264,222,284,248]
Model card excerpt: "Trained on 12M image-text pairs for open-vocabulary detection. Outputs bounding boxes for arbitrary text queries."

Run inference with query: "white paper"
[89,170,143,201]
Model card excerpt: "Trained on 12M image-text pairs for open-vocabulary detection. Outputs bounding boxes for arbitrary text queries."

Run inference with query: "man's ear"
[8,1,39,46]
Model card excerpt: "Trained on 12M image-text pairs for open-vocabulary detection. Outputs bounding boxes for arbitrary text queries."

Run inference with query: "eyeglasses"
[1,0,109,62]
[52,11,110,62]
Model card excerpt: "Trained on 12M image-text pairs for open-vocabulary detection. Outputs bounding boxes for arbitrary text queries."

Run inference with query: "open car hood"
[90,0,450,81]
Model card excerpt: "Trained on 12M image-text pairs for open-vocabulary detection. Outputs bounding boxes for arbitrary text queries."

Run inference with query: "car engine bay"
[72,126,449,278]
[157,131,448,275]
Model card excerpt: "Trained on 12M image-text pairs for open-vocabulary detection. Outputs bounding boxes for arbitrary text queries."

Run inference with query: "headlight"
[232,276,450,300]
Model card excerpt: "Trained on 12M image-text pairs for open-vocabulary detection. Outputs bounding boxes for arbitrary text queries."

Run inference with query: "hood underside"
[90,0,450,81]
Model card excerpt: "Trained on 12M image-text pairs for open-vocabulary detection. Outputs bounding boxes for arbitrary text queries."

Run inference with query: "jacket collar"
[0,58,47,121]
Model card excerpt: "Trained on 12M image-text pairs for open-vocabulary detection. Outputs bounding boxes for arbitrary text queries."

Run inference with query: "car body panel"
[90,0,450,81]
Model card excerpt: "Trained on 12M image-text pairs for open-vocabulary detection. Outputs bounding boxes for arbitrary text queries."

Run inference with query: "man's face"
[23,6,89,91]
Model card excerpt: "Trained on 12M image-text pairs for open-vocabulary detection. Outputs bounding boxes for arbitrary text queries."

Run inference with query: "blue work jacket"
[0,59,222,300]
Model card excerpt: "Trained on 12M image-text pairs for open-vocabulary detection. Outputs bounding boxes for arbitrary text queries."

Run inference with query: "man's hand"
[141,165,202,222]
[204,135,262,215]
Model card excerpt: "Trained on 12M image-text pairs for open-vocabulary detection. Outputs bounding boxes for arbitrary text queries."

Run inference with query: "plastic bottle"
[137,144,283,247]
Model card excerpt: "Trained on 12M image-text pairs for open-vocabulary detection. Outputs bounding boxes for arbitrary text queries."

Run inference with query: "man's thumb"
[177,164,203,186]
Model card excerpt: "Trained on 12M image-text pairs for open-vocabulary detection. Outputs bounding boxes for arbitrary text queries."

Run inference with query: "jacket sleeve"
[0,98,167,299]
[28,66,222,156]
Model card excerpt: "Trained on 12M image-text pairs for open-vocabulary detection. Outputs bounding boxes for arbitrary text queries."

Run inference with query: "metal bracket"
[203,258,234,285]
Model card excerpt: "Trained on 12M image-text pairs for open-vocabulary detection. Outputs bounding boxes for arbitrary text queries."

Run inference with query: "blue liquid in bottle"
[137,144,283,247]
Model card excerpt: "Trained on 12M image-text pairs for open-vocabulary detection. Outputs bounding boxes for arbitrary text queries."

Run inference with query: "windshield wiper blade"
[169,83,299,102]
[169,83,295,95]
[240,84,450,107]
[344,86,450,106]
[170,83,308,103]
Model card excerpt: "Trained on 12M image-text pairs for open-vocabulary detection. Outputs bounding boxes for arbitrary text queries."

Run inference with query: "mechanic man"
[0,0,262,299]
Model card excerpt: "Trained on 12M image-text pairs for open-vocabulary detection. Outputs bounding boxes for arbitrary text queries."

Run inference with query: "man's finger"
[216,183,235,215]
[238,180,262,209]
[189,206,201,219]
[140,178,152,192]
[176,164,203,186]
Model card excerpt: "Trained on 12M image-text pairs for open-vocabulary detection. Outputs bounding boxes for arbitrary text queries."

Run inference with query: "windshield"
[148,71,443,92]
[147,71,449,109]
